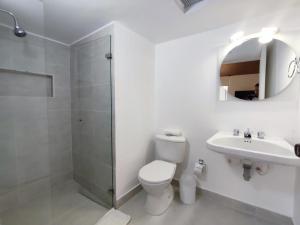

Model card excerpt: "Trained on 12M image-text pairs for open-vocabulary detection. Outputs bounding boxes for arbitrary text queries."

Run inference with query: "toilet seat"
[139,160,176,184]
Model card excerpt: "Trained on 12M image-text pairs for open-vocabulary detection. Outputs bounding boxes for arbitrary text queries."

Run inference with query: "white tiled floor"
[0,180,108,225]
[120,190,293,225]
[0,182,293,225]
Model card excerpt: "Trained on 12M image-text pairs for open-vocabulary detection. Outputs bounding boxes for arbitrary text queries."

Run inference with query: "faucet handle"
[244,128,252,139]
[233,129,240,136]
[257,131,265,139]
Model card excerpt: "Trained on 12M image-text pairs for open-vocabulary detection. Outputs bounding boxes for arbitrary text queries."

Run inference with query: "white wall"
[295,169,300,225]
[113,23,155,200]
[293,81,300,225]
[155,17,300,216]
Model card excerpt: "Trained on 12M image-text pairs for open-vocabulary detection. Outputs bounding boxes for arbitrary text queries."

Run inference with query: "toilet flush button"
[295,144,300,158]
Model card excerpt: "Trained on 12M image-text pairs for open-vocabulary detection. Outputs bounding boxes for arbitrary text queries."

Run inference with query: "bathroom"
[0,0,299,224]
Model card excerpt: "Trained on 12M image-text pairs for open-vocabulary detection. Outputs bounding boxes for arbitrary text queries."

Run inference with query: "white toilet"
[138,134,186,215]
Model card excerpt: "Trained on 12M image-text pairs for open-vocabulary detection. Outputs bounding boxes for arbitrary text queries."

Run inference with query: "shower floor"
[0,180,109,225]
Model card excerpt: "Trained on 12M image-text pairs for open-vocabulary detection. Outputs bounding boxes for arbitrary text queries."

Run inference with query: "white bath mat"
[96,208,131,225]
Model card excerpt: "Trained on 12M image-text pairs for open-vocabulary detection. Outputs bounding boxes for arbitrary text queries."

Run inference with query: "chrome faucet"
[244,128,252,139]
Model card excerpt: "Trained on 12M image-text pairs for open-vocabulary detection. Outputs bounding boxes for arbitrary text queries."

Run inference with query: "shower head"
[0,9,26,38]
[14,25,26,37]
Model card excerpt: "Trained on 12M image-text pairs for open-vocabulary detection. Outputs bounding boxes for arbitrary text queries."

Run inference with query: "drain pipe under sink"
[242,160,252,181]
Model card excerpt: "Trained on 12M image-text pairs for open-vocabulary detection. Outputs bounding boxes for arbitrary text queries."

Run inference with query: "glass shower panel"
[0,2,113,224]
[71,35,113,208]
[0,2,51,225]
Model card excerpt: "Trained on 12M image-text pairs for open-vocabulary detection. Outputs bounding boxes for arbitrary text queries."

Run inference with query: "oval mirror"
[219,38,297,101]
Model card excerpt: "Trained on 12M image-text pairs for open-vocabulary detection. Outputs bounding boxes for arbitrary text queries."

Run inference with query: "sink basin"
[207,132,300,167]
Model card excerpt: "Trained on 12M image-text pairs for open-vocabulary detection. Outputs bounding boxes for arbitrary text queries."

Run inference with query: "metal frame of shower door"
[109,34,117,209]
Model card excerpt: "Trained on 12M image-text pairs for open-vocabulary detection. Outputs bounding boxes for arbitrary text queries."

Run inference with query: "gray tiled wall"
[0,26,72,213]
[0,70,53,97]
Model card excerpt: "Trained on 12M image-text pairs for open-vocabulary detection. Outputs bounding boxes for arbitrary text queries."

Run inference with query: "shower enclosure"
[0,2,114,225]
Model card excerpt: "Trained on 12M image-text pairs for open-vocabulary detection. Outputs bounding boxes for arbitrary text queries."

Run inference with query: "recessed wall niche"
[0,68,53,97]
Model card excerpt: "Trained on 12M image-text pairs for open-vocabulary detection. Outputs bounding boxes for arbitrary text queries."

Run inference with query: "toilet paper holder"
[195,159,207,172]
[198,159,206,167]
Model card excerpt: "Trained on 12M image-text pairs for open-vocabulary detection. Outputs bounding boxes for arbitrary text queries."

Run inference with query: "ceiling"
[0,0,299,45]
[224,39,263,64]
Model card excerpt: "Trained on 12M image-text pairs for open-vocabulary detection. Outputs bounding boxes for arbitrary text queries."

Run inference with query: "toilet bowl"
[138,160,176,215]
[138,133,186,215]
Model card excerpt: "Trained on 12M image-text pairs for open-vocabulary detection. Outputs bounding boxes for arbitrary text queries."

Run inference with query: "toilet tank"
[155,134,186,163]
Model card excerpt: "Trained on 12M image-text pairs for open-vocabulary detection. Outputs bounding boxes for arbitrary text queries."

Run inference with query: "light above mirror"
[258,27,278,44]
[220,38,298,101]
[230,27,278,44]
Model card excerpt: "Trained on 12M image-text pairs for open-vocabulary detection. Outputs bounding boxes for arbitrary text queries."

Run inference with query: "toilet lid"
[139,160,176,184]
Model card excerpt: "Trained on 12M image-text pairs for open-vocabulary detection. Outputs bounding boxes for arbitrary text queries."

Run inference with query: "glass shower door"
[71,35,113,208]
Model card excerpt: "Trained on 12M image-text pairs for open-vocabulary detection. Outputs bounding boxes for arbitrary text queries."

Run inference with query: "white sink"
[207,132,300,167]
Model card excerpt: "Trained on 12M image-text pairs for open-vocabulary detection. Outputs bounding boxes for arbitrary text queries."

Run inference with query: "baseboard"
[115,184,142,208]
[172,179,293,225]
[293,218,296,225]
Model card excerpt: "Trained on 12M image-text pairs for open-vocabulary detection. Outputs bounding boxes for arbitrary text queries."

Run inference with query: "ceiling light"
[230,31,245,43]
[259,27,278,44]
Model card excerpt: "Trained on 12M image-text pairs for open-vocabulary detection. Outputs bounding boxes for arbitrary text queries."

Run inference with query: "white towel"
[96,208,131,225]
[164,128,182,136]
